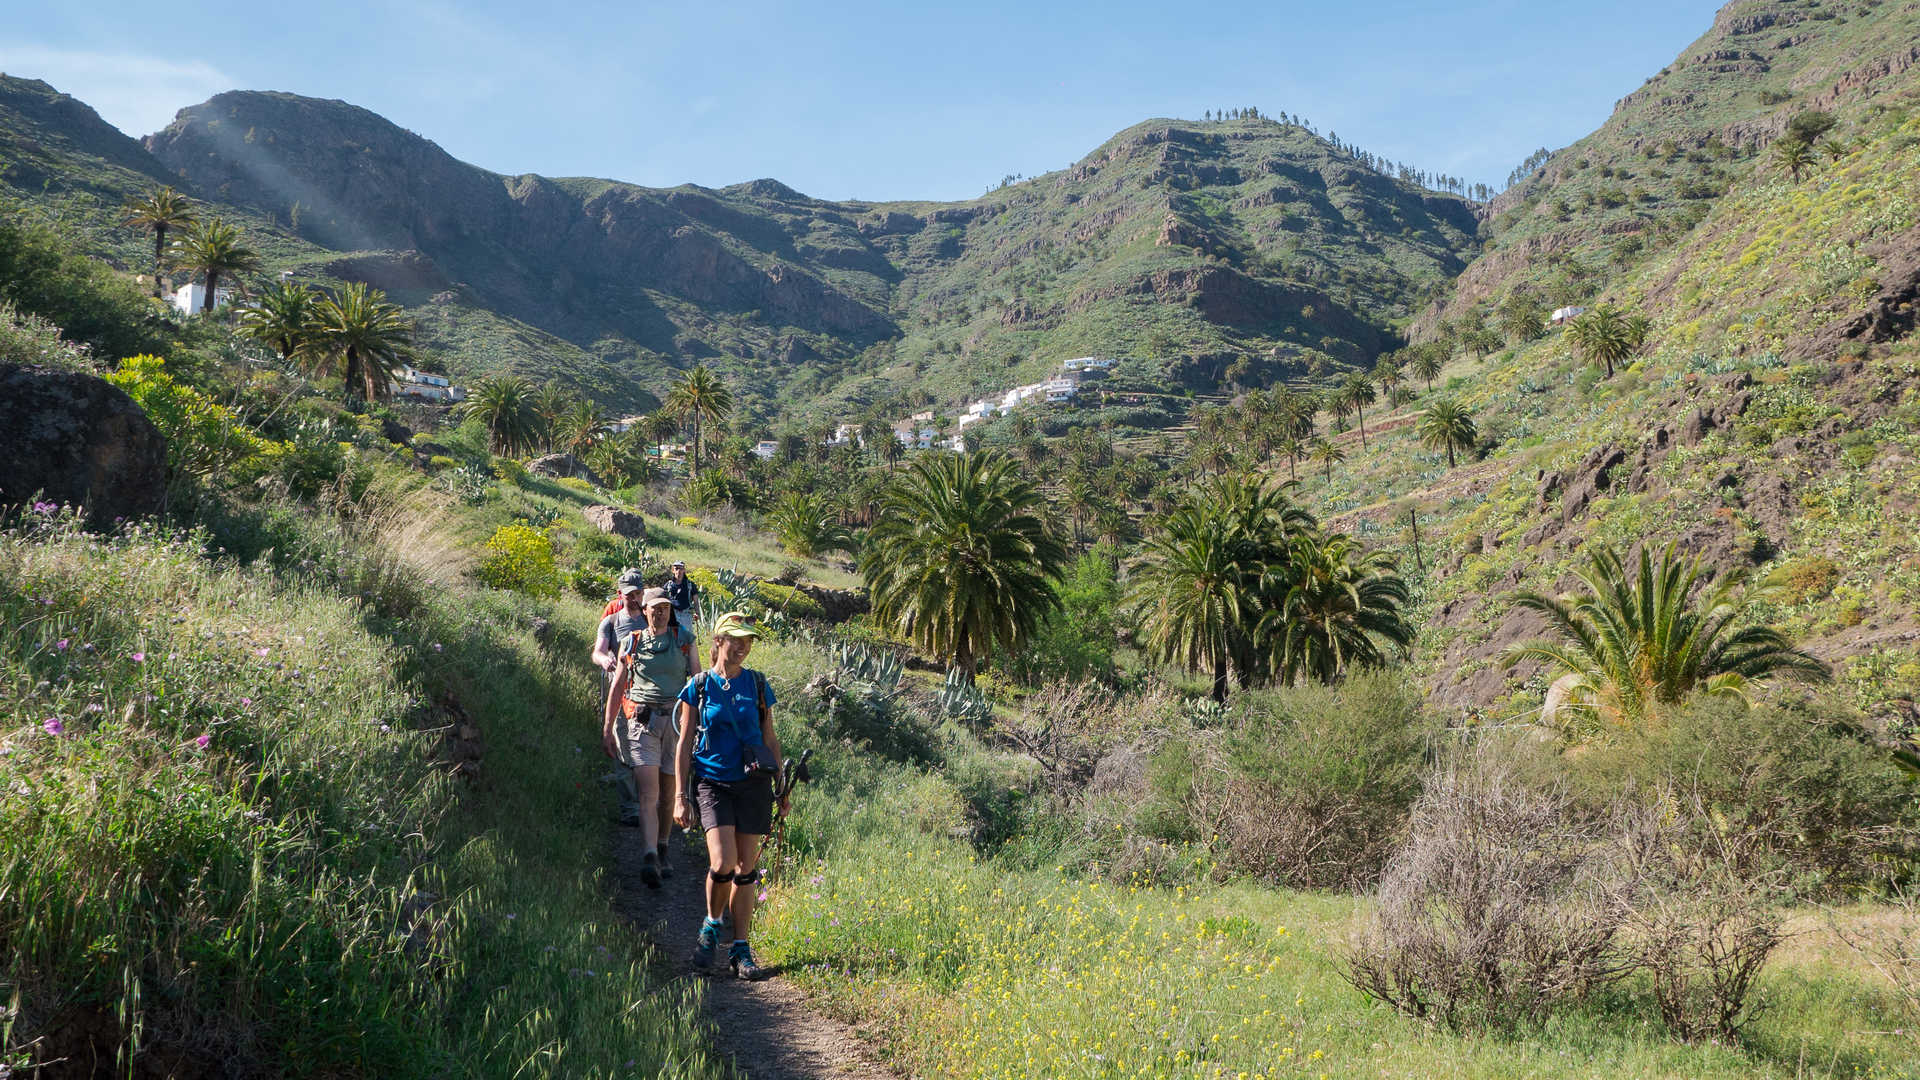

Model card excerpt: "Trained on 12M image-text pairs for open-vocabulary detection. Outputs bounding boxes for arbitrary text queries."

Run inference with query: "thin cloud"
[0,45,232,136]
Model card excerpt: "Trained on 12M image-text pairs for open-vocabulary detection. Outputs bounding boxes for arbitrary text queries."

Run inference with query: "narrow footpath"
[613,825,901,1080]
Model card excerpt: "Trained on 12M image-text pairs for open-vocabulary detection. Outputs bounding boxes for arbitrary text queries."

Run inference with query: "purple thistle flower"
[240,697,253,706]
[55,639,68,651]
[43,717,64,737]
[32,501,56,514]
[131,652,146,663]
[195,734,211,749]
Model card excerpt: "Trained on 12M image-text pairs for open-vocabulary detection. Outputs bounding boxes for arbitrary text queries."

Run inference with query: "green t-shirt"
[618,623,694,706]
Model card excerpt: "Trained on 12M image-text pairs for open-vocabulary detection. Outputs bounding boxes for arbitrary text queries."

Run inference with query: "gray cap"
[617,568,648,594]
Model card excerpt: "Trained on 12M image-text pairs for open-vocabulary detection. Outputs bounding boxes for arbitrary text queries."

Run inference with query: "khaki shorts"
[614,702,678,773]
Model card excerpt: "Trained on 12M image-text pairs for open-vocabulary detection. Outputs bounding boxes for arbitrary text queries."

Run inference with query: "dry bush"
[1347,748,1636,1030]
[1618,798,1788,1042]
[995,679,1178,805]
[1830,889,1920,1050]
[1188,671,1430,890]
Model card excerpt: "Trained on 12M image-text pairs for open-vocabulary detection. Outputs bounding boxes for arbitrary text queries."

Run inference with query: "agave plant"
[936,668,994,725]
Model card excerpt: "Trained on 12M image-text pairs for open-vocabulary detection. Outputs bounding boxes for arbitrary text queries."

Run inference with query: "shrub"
[555,476,593,493]
[1347,748,1633,1031]
[490,458,528,486]
[1566,696,1920,891]
[1619,799,1788,1042]
[1187,671,1432,889]
[567,565,613,601]
[476,524,559,598]
[105,354,273,480]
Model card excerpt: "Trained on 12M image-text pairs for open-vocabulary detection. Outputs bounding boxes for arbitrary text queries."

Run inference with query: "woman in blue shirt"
[672,611,785,979]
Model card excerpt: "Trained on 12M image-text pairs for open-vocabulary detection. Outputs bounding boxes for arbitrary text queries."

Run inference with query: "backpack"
[690,669,777,777]
[602,597,623,617]
[616,625,688,718]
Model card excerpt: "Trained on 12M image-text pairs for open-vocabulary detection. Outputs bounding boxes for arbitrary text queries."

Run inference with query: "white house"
[608,415,647,434]
[892,419,938,450]
[827,423,862,447]
[752,439,779,460]
[1042,377,1079,404]
[1550,305,1588,326]
[395,367,467,404]
[170,281,234,316]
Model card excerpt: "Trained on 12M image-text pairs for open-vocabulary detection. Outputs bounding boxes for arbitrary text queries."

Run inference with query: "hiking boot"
[656,848,674,880]
[639,851,661,890]
[691,917,722,973]
[729,940,769,981]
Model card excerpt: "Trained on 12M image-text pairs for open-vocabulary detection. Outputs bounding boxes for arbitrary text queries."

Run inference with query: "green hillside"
[0,78,1475,424]
[1419,0,1920,336]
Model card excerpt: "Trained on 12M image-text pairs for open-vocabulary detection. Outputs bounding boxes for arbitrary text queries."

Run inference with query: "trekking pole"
[765,749,813,882]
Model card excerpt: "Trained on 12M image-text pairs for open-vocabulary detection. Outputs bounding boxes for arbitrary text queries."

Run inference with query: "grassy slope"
[710,632,1920,1080]
[1423,0,1920,331]
[1286,53,1920,714]
[0,498,738,1075]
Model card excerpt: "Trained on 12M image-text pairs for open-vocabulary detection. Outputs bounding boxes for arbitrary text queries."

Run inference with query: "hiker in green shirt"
[603,587,696,888]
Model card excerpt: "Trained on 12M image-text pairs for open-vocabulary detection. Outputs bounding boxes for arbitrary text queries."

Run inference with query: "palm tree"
[170,218,260,314]
[1774,138,1814,183]
[1309,438,1345,483]
[1338,371,1377,449]
[862,451,1068,682]
[881,431,908,472]
[236,280,321,364]
[554,400,607,457]
[1818,138,1850,162]
[643,411,681,449]
[531,385,576,453]
[1128,506,1248,702]
[312,282,413,401]
[666,365,733,479]
[1276,435,1305,481]
[1408,349,1444,393]
[1417,399,1478,469]
[770,491,856,558]
[1565,304,1634,379]
[1375,360,1403,401]
[1261,532,1413,685]
[1508,543,1830,730]
[459,375,540,455]
[123,186,196,298]
[859,417,891,466]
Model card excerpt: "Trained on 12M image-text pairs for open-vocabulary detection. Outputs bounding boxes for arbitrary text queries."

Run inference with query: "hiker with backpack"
[602,586,697,887]
[592,569,652,676]
[673,611,785,980]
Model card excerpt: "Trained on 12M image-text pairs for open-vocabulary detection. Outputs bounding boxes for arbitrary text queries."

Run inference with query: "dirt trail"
[613,826,900,1080]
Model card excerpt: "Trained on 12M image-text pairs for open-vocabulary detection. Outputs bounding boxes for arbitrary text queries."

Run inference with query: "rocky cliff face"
[0,364,168,525]
[143,92,899,356]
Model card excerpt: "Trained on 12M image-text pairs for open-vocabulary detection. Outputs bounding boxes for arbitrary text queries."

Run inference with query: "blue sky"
[3,0,1719,202]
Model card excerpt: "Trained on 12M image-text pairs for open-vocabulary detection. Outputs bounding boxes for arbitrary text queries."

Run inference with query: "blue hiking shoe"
[729,940,769,981]
[691,917,722,973]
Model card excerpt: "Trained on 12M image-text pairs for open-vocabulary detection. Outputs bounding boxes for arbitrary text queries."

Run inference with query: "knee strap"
[709,869,736,883]
[734,868,761,886]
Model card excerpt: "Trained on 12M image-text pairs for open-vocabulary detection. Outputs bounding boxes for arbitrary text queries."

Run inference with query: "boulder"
[0,363,168,525]
[795,583,870,622]
[527,453,605,486]
[582,504,646,539]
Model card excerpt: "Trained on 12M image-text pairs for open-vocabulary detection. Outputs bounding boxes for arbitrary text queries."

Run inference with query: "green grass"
[0,505,734,1077]
[735,629,1920,1079]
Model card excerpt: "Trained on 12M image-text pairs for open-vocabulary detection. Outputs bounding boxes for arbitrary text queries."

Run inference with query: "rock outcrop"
[582,504,646,539]
[0,364,167,525]
[526,453,604,486]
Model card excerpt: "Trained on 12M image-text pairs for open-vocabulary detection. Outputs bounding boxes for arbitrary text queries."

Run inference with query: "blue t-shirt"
[679,667,776,782]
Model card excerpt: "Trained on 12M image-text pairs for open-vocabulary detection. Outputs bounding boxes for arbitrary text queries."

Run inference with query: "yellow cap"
[712,611,760,639]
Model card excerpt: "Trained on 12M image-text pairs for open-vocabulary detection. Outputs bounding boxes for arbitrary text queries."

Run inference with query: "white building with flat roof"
[170,282,234,316]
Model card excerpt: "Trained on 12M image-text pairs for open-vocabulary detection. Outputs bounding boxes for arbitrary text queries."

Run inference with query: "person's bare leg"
[656,769,676,856]
[633,765,661,852]
[730,832,764,938]
[704,825,738,919]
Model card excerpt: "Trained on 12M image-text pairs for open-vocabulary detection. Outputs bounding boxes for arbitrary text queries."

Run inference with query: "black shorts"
[694,774,774,836]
